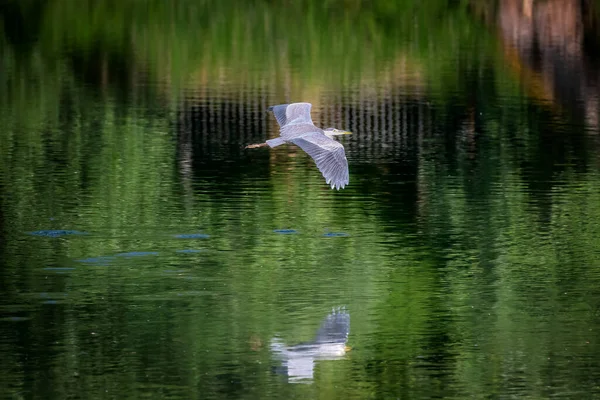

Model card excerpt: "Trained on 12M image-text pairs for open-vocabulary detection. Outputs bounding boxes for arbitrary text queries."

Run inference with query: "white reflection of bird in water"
[246,103,352,190]
[270,307,350,383]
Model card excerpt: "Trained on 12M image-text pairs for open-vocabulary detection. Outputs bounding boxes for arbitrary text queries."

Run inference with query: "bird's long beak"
[342,131,352,135]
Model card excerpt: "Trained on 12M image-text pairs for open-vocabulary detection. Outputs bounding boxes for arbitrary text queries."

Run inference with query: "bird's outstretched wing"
[314,307,350,344]
[268,103,313,127]
[289,133,349,190]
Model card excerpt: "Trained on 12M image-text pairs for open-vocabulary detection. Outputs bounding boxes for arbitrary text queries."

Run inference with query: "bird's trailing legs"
[246,138,285,149]
[245,143,268,149]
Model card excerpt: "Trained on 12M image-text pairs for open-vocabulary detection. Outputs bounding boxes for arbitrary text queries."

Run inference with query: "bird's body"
[246,102,351,190]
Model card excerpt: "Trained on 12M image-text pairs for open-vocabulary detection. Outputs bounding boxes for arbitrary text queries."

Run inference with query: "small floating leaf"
[273,229,298,234]
[28,230,89,237]
[323,232,350,237]
[174,233,210,239]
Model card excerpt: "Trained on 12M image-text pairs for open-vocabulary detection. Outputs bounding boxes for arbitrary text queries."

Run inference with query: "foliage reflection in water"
[2,1,600,399]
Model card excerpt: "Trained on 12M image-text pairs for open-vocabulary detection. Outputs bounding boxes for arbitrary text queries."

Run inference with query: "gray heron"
[246,103,351,190]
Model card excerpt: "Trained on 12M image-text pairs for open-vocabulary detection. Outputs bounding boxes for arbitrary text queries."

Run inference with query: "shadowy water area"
[2,0,600,398]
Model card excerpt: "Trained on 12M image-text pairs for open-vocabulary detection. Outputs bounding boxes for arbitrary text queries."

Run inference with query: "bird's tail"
[266,138,286,148]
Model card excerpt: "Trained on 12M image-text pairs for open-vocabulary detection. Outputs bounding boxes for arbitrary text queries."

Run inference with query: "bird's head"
[323,128,352,138]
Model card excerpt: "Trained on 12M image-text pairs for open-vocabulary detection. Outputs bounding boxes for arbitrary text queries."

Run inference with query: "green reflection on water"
[2,1,600,399]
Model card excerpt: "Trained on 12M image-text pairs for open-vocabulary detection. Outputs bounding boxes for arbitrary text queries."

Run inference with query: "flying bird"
[246,103,351,190]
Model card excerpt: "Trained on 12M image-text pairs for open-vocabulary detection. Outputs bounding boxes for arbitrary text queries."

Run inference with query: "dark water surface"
[2,1,600,399]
